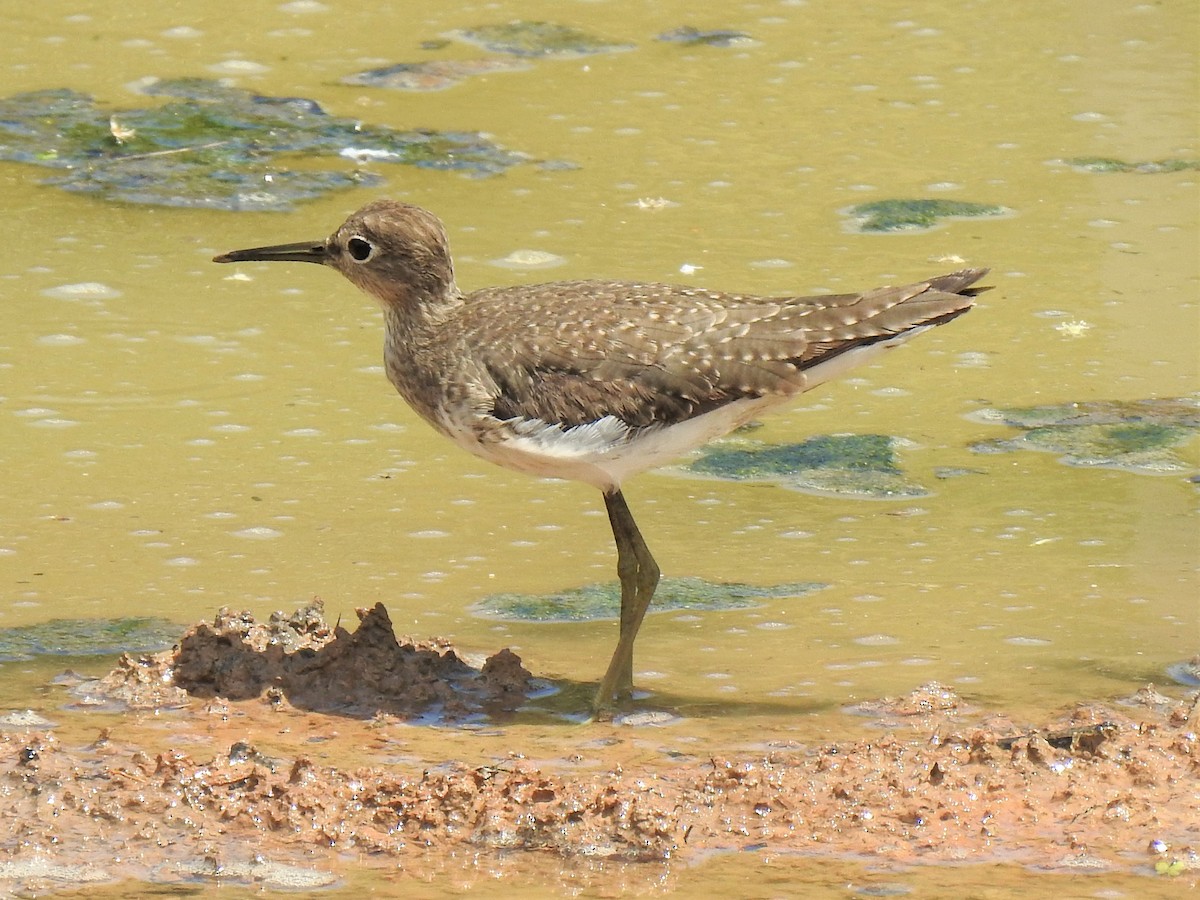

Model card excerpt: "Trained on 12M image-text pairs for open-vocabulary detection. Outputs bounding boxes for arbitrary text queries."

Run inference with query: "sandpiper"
[214,199,988,711]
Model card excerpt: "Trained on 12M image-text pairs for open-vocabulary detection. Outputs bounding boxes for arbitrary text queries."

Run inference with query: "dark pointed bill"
[212,241,326,265]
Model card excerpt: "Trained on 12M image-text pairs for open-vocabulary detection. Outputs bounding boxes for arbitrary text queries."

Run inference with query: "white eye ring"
[347,235,375,262]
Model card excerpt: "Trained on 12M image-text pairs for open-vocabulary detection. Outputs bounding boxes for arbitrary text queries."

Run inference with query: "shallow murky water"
[1,0,1197,894]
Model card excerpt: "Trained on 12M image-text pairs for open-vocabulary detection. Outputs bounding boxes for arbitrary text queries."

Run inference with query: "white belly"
[442,395,782,493]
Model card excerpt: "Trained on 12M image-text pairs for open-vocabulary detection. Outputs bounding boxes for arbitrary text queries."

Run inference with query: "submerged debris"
[0,78,527,210]
[845,681,969,727]
[169,856,337,890]
[0,858,109,890]
[687,433,928,497]
[843,198,1011,233]
[969,398,1200,474]
[1167,656,1200,687]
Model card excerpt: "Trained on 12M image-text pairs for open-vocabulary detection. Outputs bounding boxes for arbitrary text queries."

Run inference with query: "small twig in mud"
[99,140,234,164]
[994,722,1117,752]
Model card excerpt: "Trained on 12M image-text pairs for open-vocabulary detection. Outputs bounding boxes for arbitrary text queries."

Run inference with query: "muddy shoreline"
[1,605,1195,893]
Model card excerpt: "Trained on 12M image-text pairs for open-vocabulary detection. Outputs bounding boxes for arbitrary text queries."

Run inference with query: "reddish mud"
[0,604,1195,893]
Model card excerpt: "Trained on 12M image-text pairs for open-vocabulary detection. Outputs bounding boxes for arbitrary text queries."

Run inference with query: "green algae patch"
[843,199,1011,233]
[472,576,824,623]
[656,27,756,48]
[1059,156,1200,174]
[449,21,634,57]
[969,398,1200,474]
[0,79,527,210]
[687,433,928,498]
[0,617,181,662]
[342,58,531,92]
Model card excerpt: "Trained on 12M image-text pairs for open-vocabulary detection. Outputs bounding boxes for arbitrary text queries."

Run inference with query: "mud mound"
[82,601,533,719]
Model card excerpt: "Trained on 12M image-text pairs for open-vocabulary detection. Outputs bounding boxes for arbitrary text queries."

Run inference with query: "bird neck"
[380,282,465,346]
[379,286,468,430]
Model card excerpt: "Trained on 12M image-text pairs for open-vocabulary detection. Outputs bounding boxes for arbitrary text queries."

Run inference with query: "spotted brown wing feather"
[466,268,988,430]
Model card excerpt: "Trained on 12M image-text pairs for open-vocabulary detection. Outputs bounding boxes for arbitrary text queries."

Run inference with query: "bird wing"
[455,269,987,430]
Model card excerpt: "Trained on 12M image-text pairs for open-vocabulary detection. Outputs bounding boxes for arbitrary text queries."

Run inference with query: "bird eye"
[347,236,374,262]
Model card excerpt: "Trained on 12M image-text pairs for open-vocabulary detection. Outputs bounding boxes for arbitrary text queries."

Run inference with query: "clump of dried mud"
[0,604,1196,893]
[83,600,534,718]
